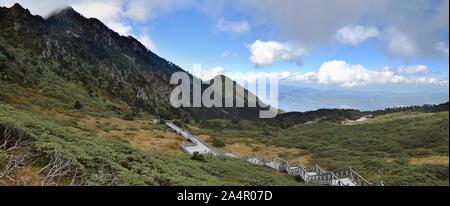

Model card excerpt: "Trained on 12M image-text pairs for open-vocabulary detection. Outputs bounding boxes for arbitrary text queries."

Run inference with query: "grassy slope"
[0,104,303,186]
[193,112,449,186]
[0,40,303,186]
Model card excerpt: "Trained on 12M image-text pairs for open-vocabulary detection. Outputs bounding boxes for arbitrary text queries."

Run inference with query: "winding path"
[166,122,383,186]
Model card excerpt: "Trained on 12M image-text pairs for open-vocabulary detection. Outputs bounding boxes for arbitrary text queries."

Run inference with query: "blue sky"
[144,1,449,93]
[2,0,449,93]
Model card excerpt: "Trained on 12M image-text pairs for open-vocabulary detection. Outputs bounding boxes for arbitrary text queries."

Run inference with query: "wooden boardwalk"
[166,122,383,186]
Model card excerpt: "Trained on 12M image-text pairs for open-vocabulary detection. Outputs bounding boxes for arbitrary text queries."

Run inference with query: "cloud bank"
[237,0,449,60]
[282,61,447,87]
[216,60,448,87]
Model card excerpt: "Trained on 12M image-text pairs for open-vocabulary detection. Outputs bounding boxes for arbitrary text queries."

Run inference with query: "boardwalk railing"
[166,122,383,186]
[333,167,383,186]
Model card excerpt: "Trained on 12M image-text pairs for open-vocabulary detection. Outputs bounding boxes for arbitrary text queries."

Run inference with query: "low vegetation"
[264,103,449,128]
[192,109,449,186]
[0,104,303,186]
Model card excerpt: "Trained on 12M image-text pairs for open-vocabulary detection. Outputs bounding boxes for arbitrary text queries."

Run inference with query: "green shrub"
[432,145,449,155]
[0,104,303,186]
[408,148,433,157]
[173,120,183,128]
[0,52,6,62]
[212,138,225,148]
[191,152,206,162]
[231,117,241,124]
[394,158,410,165]
[122,114,135,121]
[261,128,271,135]
[73,100,83,109]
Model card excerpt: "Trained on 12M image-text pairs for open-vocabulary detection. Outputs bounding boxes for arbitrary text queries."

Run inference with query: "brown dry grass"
[74,115,184,154]
[37,112,184,154]
[409,156,449,165]
[6,86,46,106]
[97,129,183,154]
[197,134,211,142]
[187,124,200,131]
[223,138,313,165]
[12,167,45,186]
[79,115,143,131]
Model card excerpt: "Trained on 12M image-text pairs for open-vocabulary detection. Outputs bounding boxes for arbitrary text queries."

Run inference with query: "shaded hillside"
[0,3,265,121]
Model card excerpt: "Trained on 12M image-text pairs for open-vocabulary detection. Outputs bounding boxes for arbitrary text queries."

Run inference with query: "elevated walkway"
[166,122,383,186]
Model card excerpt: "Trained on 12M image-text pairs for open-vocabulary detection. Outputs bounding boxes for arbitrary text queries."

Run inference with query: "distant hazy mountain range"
[278,85,449,112]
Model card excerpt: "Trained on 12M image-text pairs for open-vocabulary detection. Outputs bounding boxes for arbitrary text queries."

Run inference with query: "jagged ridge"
[0,3,267,120]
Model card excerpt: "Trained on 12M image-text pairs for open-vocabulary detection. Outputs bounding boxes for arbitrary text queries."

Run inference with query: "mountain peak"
[47,6,81,19]
[59,6,77,15]
[11,3,25,10]
[8,3,31,17]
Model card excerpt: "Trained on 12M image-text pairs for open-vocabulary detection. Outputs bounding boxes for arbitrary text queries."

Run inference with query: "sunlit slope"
[192,111,449,185]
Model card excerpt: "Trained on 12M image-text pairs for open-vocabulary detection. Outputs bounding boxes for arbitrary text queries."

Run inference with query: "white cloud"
[196,62,448,88]
[278,60,448,87]
[314,60,401,87]
[70,1,131,36]
[137,34,156,51]
[103,21,132,36]
[196,66,226,81]
[384,28,418,58]
[436,42,449,55]
[235,0,449,60]
[124,0,193,20]
[221,50,239,58]
[0,0,73,17]
[71,0,122,21]
[397,65,429,75]
[280,71,316,82]
[248,40,307,67]
[336,25,380,45]
[216,18,250,34]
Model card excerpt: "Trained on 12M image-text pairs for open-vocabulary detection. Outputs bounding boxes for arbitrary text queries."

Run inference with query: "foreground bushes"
[0,104,302,186]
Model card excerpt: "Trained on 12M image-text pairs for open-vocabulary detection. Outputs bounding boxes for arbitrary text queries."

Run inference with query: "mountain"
[278,85,449,112]
[0,4,289,186]
[0,3,267,121]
